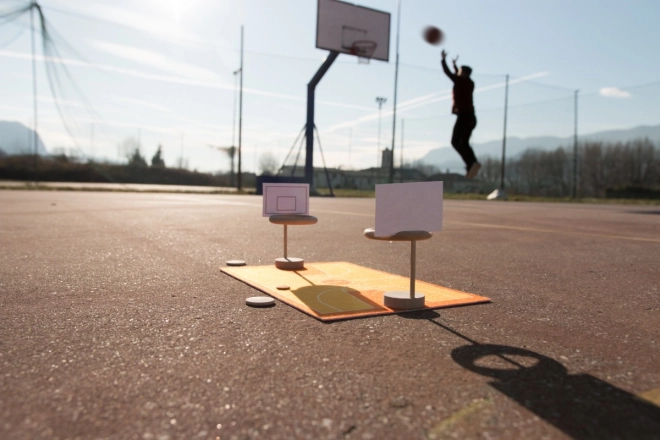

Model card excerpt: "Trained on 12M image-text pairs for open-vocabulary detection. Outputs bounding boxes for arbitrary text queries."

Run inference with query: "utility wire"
[399,61,506,77]
[20,2,660,97]
[618,80,660,91]
[32,4,519,76]
[7,1,659,162]
[404,95,576,121]
[481,94,575,112]
[517,78,575,92]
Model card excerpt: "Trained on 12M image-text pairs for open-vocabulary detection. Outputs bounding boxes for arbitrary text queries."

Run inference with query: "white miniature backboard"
[316,0,391,62]
[262,183,310,217]
[375,182,443,237]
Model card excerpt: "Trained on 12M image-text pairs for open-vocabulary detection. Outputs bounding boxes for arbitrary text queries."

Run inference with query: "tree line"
[0,137,256,188]
[2,137,658,198]
[478,138,660,198]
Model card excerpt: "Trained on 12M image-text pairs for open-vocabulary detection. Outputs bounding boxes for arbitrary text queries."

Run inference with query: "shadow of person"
[451,343,660,439]
[625,210,660,215]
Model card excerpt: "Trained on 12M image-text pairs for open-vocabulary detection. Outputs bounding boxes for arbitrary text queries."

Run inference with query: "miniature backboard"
[262,183,310,217]
[316,0,391,62]
[375,182,443,237]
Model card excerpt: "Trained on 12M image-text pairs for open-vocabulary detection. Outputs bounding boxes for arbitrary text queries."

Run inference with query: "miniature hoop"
[351,40,377,64]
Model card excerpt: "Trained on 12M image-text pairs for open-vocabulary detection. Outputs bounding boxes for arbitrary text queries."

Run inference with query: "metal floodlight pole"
[90,123,94,161]
[376,97,387,169]
[30,2,39,185]
[573,89,579,198]
[237,26,244,191]
[231,68,240,187]
[399,119,404,182]
[179,133,183,169]
[389,0,401,184]
[500,74,509,190]
[232,71,239,147]
[305,51,339,188]
[348,128,352,169]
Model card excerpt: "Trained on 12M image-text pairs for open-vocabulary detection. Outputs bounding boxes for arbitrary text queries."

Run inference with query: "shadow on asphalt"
[399,310,660,439]
[625,210,660,215]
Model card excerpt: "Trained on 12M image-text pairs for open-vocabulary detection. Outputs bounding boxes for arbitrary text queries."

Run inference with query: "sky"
[1,0,659,174]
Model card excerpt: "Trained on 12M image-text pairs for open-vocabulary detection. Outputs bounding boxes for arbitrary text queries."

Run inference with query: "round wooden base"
[384,291,425,309]
[275,257,304,270]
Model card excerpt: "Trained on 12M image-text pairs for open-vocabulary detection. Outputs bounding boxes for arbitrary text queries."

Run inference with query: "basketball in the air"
[422,26,444,45]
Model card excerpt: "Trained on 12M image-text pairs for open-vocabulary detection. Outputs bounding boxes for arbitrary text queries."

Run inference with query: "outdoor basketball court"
[1,190,658,439]
[1,0,659,438]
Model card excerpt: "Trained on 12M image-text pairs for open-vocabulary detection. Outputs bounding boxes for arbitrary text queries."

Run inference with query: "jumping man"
[441,50,480,178]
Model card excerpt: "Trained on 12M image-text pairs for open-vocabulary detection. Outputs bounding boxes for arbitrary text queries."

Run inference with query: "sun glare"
[166,0,200,17]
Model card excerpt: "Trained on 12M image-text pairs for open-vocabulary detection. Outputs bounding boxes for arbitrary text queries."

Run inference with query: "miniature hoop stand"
[363,228,433,309]
[269,214,318,270]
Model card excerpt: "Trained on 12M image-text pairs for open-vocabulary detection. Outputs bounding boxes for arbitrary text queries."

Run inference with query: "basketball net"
[351,40,377,64]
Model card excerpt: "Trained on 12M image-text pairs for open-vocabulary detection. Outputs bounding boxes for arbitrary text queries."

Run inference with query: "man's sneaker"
[466,162,481,179]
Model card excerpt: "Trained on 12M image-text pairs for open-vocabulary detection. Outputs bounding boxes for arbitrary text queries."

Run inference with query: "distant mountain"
[421,123,660,172]
[0,121,49,156]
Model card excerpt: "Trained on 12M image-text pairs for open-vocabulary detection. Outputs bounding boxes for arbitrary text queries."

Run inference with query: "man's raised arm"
[441,50,456,81]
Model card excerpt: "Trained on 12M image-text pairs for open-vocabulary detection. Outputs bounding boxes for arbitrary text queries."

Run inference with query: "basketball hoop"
[351,40,377,64]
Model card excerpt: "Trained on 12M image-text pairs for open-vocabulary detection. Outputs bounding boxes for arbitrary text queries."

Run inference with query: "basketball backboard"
[316,0,391,62]
[262,183,310,217]
[375,182,443,237]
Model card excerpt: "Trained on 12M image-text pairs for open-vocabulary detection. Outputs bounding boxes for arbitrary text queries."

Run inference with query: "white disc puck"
[226,260,246,266]
[246,296,275,307]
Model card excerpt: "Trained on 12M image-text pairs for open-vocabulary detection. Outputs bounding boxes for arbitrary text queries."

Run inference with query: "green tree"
[259,151,279,175]
[151,144,165,167]
[128,148,148,167]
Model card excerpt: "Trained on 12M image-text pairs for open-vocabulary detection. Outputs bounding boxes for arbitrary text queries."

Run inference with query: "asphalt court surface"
[1,190,659,439]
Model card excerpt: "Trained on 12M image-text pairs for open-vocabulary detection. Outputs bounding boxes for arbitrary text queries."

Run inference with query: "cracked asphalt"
[1,190,659,439]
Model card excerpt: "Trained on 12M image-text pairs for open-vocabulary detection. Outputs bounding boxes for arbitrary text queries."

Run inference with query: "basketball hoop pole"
[237,25,244,191]
[305,51,339,189]
[388,0,401,183]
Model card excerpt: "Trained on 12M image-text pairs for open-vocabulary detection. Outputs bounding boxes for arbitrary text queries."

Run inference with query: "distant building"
[276,148,490,193]
[279,165,415,190]
[381,148,393,172]
[426,172,490,193]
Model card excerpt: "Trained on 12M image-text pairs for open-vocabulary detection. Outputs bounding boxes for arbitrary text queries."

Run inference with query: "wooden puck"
[226,260,246,266]
[275,257,304,270]
[383,291,425,309]
[276,285,290,290]
[246,296,275,307]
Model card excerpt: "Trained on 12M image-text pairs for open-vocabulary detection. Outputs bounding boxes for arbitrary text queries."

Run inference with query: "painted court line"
[315,287,344,312]
[308,209,659,243]
[312,208,373,217]
[427,398,493,438]
[445,221,660,244]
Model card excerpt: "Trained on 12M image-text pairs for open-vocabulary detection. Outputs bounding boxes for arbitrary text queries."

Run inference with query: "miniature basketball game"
[220,2,489,320]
